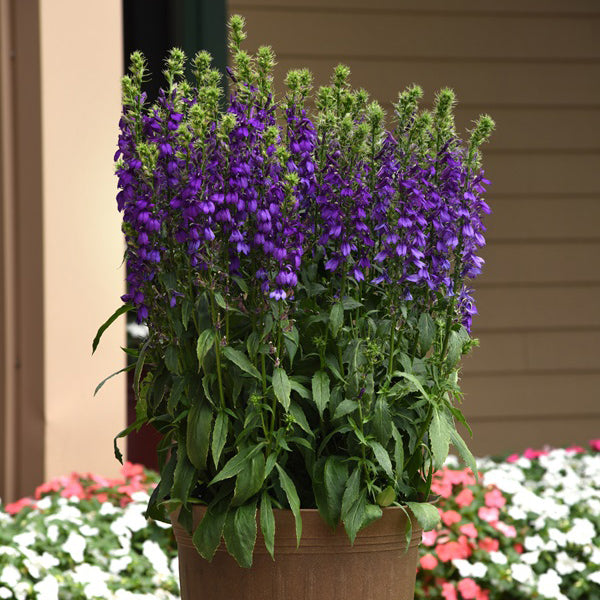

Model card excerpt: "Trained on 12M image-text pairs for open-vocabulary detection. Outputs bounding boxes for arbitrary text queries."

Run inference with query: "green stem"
[209,291,226,410]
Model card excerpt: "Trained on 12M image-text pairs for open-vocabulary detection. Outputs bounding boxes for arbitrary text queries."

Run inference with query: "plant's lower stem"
[209,291,226,410]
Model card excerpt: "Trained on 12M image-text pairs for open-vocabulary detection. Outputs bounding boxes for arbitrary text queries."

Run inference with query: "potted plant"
[94,14,494,599]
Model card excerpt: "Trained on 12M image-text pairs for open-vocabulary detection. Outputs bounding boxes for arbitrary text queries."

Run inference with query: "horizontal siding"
[461,417,600,457]
[474,286,600,331]
[235,10,600,60]
[460,373,600,418]
[464,330,600,374]
[230,1,600,16]
[479,242,600,285]
[487,197,600,241]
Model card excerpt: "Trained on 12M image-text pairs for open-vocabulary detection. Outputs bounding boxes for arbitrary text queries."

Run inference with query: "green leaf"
[112,419,144,464]
[368,440,394,479]
[275,464,302,547]
[329,302,344,338]
[342,492,382,544]
[171,447,197,506]
[392,371,430,401]
[341,297,363,310]
[94,364,135,396]
[168,376,186,415]
[323,456,348,527]
[272,367,291,410]
[222,347,261,380]
[233,452,265,506]
[311,370,330,417]
[214,292,227,310]
[289,402,312,436]
[333,399,358,421]
[209,444,264,485]
[223,501,258,568]
[92,303,133,354]
[186,401,213,471]
[325,354,345,382]
[376,485,396,507]
[283,327,299,366]
[418,313,435,354]
[165,345,180,374]
[289,378,311,399]
[405,501,440,531]
[196,330,215,370]
[391,425,405,481]
[372,397,392,444]
[449,428,478,480]
[341,466,361,520]
[446,331,463,367]
[211,411,228,468]
[192,497,229,561]
[429,408,451,470]
[260,492,276,560]
[232,275,248,294]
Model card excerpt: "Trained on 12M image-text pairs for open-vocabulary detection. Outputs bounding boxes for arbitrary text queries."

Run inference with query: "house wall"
[0,0,126,502]
[228,0,600,455]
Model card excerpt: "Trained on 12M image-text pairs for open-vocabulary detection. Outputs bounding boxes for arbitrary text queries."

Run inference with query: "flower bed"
[1,443,599,599]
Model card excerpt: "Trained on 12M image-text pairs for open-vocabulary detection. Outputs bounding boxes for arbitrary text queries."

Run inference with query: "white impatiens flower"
[548,527,567,547]
[33,574,60,600]
[524,534,545,551]
[46,524,59,542]
[537,569,568,599]
[1,564,22,589]
[80,524,99,536]
[589,570,600,585]
[452,559,488,579]
[555,551,585,575]
[511,563,536,586]
[142,539,170,576]
[565,518,595,546]
[0,588,12,599]
[36,496,53,510]
[109,555,132,574]
[63,531,87,563]
[13,530,36,548]
[489,551,508,565]
[520,551,540,565]
[100,501,120,516]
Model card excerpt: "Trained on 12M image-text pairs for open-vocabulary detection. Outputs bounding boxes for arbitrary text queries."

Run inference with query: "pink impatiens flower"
[459,523,478,538]
[455,487,474,508]
[419,553,439,570]
[505,453,520,463]
[479,537,499,553]
[441,509,462,526]
[4,497,35,515]
[484,488,506,509]
[589,439,600,451]
[422,530,438,546]
[457,578,481,599]
[492,521,516,538]
[477,506,499,523]
[441,582,458,600]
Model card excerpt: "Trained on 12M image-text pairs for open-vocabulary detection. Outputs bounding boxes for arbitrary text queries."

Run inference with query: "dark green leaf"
[165,345,180,374]
[196,329,215,370]
[92,303,133,354]
[272,367,291,410]
[232,275,248,294]
[368,440,394,479]
[94,364,134,396]
[311,370,330,417]
[418,313,435,354]
[429,408,451,469]
[233,452,265,506]
[333,399,358,420]
[450,428,478,480]
[168,376,186,415]
[214,292,227,310]
[329,303,344,338]
[372,397,392,444]
[405,501,440,531]
[186,401,213,471]
[391,425,405,481]
[211,411,228,468]
[325,354,345,382]
[223,501,258,568]
[341,466,361,520]
[289,402,312,436]
[289,378,311,399]
[260,492,276,560]
[171,446,197,506]
[209,444,264,485]
[323,456,348,526]
[283,326,299,366]
[392,371,430,401]
[446,331,463,367]
[275,464,302,546]
[222,347,261,380]
[112,419,145,464]
[341,297,363,310]
[192,497,229,561]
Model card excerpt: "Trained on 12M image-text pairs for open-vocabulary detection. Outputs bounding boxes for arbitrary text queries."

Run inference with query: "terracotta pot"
[172,506,422,600]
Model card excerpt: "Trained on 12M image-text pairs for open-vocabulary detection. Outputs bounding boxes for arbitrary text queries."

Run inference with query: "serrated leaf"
[196,329,215,371]
[446,330,463,367]
[289,402,312,435]
[209,444,264,485]
[192,497,229,561]
[323,456,348,526]
[368,440,394,479]
[213,292,227,310]
[311,370,330,417]
[289,378,311,399]
[260,492,275,560]
[272,367,291,410]
[341,297,363,310]
[342,493,382,545]
[372,397,392,444]
[391,425,405,480]
[325,354,345,382]
[333,399,358,420]
[429,409,451,470]
[392,371,430,401]
[233,452,265,506]
[329,303,344,338]
[275,464,302,546]
[341,467,361,520]
[418,313,435,354]
[92,303,133,354]
[223,501,258,568]
[171,447,197,506]
[222,347,261,380]
[211,411,228,468]
[376,485,396,507]
[164,345,180,374]
[186,401,213,471]
[405,501,440,531]
[449,427,478,481]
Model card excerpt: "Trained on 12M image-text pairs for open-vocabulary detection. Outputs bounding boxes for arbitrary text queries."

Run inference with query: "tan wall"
[229,0,600,455]
[0,0,126,501]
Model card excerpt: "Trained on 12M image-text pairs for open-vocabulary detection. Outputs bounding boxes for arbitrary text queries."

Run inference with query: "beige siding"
[230,0,600,455]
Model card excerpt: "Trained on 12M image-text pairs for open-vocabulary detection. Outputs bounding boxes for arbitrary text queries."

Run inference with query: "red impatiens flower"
[479,537,499,553]
[459,523,478,538]
[455,487,474,508]
[441,581,458,600]
[457,578,481,599]
[441,509,462,526]
[419,553,439,570]
[4,497,35,515]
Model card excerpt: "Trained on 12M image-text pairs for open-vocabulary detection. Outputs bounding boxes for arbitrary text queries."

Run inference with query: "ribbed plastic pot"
[172,506,422,600]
